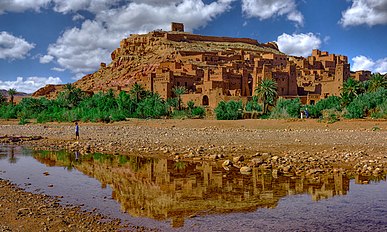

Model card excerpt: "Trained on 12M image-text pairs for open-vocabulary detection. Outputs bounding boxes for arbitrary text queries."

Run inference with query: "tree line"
[0,73,385,124]
[215,73,387,122]
[0,83,205,124]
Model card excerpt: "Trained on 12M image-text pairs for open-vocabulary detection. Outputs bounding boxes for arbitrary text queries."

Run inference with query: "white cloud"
[51,67,66,72]
[0,0,117,14]
[276,33,321,57]
[51,0,120,14]
[340,0,387,27]
[241,0,304,25]
[72,13,85,21]
[39,54,54,64]
[0,0,50,14]
[0,31,35,60]
[352,55,387,74]
[45,0,235,77]
[0,76,63,93]
[46,20,119,75]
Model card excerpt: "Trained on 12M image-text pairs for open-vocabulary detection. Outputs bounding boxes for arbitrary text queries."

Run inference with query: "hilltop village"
[34,23,371,107]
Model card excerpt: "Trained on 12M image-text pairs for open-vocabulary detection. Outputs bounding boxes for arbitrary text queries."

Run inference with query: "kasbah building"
[37,22,370,108]
[136,23,370,108]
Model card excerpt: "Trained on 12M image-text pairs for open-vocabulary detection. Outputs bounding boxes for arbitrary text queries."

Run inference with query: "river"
[0,145,386,231]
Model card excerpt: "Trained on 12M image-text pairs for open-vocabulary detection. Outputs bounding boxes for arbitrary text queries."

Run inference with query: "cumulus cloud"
[0,0,50,14]
[340,0,387,27]
[241,0,304,25]
[0,0,117,14]
[44,0,235,77]
[276,33,321,57]
[72,13,85,21]
[0,31,35,60]
[352,55,387,74]
[39,54,54,64]
[51,0,121,14]
[0,76,62,93]
[46,20,120,75]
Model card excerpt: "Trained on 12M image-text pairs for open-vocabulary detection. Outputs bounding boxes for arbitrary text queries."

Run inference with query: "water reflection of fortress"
[35,152,350,227]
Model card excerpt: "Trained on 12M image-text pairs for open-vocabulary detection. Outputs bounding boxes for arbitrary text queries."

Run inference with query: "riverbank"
[0,178,154,231]
[1,118,387,230]
[1,118,386,176]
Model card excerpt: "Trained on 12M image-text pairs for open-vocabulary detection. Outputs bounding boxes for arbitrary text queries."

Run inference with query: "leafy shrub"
[319,109,340,124]
[135,93,167,118]
[371,101,387,119]
[18,116,30,125]
[215,100,243,120]
[187,100,195,110]
[305,96,341,118]
[270,98,301,119]
[245,96,262,112]
[171,110,188,119]
[345,88,387,118]
[0,105,18,119]
[191,106,205,118]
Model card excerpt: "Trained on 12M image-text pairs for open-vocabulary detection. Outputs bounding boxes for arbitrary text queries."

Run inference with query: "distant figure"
[75,122,79,140]
[304,108,309,118]
[300,110,304,119]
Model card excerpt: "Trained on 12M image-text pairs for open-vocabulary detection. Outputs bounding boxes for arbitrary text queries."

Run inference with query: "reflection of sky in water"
[0,145,386,231]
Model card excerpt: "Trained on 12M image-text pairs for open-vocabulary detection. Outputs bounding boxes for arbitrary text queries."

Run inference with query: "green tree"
[254,79,278,114]
[116,91,136,116]
[172,86,187,110]
[270,98,301,118]
[135,93,167,118]
[59,83,85,108]
[8,88,17,105]
[214,100,243,120]
[340,78,363,106]
[130,83,145,103]
[367,73,387,92]
[245,95,262,112]
[0,92,6,105]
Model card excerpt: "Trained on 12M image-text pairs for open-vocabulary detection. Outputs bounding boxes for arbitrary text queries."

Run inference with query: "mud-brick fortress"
[34,23,371,107]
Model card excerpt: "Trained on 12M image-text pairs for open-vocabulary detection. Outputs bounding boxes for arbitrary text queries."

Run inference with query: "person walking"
[75,122,79,140]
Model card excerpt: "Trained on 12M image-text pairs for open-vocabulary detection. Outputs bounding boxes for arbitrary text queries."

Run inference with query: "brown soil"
[1,118,387,231]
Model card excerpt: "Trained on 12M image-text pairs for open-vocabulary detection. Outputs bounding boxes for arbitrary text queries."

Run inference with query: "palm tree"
[130,83,145,103]
[254,79,278,114]
[367,73,387,92]
[63,83,84,108]
[172,86,187,110]
[8,88,17,105]
[340,78,363,106]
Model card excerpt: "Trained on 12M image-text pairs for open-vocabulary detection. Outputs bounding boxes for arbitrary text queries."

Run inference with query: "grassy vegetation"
[1,74,386,123]
[214,74,386,121]
[0,84,205,123]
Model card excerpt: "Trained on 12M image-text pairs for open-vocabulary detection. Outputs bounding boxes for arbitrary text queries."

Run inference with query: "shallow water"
[0,145,386,231]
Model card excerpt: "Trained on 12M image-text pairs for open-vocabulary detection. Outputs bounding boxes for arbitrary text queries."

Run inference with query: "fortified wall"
[165,33,259,46]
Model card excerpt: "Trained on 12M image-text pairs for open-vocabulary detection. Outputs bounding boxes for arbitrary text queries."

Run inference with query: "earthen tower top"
[171,22,184,32]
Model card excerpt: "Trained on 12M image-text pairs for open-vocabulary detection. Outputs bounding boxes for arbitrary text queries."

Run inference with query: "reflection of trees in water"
[27,149,387,228]
[174,161,186,171]
[33,150,81,170]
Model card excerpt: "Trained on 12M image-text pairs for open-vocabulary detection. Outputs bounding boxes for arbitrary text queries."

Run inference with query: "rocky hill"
[33,28,281,98]
[0,89,29,97]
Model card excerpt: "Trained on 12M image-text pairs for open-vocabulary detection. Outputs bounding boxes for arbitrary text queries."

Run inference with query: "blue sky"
[0,0,386,93]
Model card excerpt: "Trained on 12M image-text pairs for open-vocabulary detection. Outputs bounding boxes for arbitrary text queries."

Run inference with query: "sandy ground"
[1,118,387,231]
